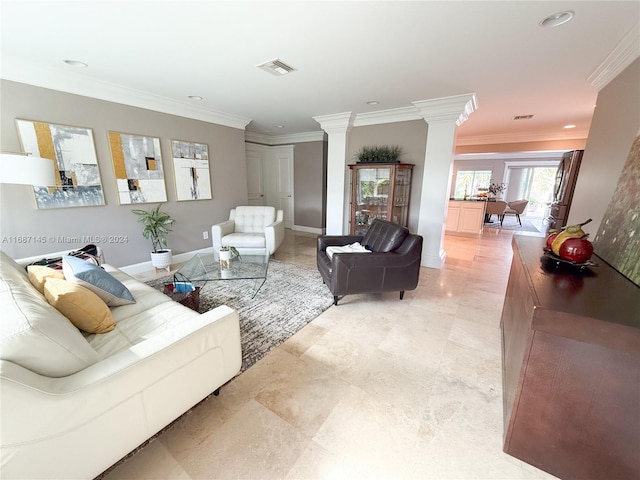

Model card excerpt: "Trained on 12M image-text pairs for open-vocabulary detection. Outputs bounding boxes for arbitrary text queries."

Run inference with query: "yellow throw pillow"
[43,278,115,334]
[27,265,65,294]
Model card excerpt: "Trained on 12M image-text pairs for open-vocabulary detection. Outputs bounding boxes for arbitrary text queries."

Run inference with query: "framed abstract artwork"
[593,134,640,286]
[15,119,105,209]
[107,131,167,204]
[170,139,212,201]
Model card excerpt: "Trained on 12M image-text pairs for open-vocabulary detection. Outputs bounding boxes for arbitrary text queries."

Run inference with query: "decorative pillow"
[62,255,135,306]
[27,265,65,294]
[43,278,116,334]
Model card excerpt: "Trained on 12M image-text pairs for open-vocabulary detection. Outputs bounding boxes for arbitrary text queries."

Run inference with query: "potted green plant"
[132,203,175,271]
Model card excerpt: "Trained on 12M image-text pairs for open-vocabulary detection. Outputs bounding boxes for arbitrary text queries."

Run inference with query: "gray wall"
[292,140,325,230]
[347,120,427,233]
[569,58,640,238]
[0,80,248,267]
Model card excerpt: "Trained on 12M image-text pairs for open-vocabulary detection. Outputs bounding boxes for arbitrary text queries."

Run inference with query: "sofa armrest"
[211,219,235,252]
[15,246,106,266]
[0,306,241,446]
[264,216,285,255]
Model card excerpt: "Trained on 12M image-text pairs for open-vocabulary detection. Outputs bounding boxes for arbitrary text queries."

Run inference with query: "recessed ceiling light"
[275,125,285,129]
[64,59,88,68]
[366,101,379,106]
[188,95,203,100]
[539,11,574,28]
[564,124,577,129]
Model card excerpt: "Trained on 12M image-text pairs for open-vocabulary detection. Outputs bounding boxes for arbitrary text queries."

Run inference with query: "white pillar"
[313,112,355,234]
[413,94,477,268]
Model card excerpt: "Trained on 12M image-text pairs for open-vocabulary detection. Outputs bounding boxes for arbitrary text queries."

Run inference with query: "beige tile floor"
[101,227,558,480]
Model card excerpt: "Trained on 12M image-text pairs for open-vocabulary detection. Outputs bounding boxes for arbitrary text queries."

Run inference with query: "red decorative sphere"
[558,237,594,263]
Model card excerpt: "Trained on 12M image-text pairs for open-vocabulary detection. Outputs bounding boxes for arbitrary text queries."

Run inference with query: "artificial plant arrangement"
[356,145,403,163]
[488,182,507,196]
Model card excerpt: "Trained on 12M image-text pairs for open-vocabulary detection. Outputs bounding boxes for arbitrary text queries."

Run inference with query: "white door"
[245,144,294,227]
[273,147,294,229]
[246,147,265,205]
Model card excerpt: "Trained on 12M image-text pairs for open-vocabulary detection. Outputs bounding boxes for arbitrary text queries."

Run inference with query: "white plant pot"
[150,249,172,270]
[219,249,232,271]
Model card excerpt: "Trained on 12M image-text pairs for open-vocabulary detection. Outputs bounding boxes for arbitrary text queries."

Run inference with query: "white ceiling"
[1,1,639,148]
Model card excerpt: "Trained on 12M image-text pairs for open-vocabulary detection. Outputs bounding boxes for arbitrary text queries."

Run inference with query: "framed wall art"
[593,134,640,286]
[15,119,105,209]
[108,131,167,204]
[170,139,212,201]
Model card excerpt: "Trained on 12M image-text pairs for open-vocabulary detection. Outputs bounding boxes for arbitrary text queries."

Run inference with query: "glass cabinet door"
[392,166,411,226]
[350,163,413,235]
[353,166,391,236]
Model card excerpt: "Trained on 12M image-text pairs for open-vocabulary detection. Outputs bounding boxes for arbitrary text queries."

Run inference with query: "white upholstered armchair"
[211,206,284,259]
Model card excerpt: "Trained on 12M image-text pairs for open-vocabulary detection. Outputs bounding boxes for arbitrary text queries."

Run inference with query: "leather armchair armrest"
[317,235,363,252]
[332,250,414,270]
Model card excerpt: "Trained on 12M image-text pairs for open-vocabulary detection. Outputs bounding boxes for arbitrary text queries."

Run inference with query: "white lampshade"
[0,153,56,186]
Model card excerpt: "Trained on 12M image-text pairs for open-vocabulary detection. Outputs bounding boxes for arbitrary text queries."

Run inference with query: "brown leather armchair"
[317,219,423,305]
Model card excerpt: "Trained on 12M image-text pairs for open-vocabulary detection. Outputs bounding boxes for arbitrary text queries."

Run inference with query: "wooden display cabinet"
[349,163,413,235]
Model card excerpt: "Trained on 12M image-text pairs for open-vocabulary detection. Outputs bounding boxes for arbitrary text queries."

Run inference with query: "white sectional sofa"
[0,250,242,480]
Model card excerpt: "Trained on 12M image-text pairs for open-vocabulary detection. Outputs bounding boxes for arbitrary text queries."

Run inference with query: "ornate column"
[413,93,477,268]
[313,112,355,234]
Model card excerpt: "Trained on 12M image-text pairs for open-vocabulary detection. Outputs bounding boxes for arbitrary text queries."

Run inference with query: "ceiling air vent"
[513,115,535,120]
[257,58,297,76]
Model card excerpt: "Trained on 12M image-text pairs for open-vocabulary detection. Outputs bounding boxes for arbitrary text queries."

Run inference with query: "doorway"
[245,143,294,228]
[505,165,557,226]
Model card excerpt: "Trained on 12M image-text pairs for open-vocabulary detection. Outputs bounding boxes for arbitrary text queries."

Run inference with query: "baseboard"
[292,224,323,235]
[421,249,446,269]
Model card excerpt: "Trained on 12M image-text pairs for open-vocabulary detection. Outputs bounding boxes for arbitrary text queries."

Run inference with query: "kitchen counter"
[445,200,486,235]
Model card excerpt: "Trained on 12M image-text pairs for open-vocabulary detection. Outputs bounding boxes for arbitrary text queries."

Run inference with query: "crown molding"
[455,151,565,161]
[1,61,252,130]
[245,130,324,145]
[587,25,640,90]
[413,93,478,124]
[353,106,421,126]
[456,129,590,146]
[313,111,355,135]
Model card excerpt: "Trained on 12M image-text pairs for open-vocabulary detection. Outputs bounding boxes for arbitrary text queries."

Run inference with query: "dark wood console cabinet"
[501,235,640,480]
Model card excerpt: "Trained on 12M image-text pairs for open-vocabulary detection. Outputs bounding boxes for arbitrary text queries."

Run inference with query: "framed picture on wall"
[15,119,105,209]
[170,139,212,201]
[593,134,640,286]
[107,131,167,204]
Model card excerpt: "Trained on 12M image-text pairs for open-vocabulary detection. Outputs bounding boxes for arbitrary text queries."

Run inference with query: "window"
[454,170,491,198]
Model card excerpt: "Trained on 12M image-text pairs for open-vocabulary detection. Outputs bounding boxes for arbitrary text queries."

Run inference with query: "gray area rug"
[484,217,540,232]
[147,260,334,372]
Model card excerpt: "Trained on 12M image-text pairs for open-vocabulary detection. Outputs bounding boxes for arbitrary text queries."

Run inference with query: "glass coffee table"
[175,252,270,298]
